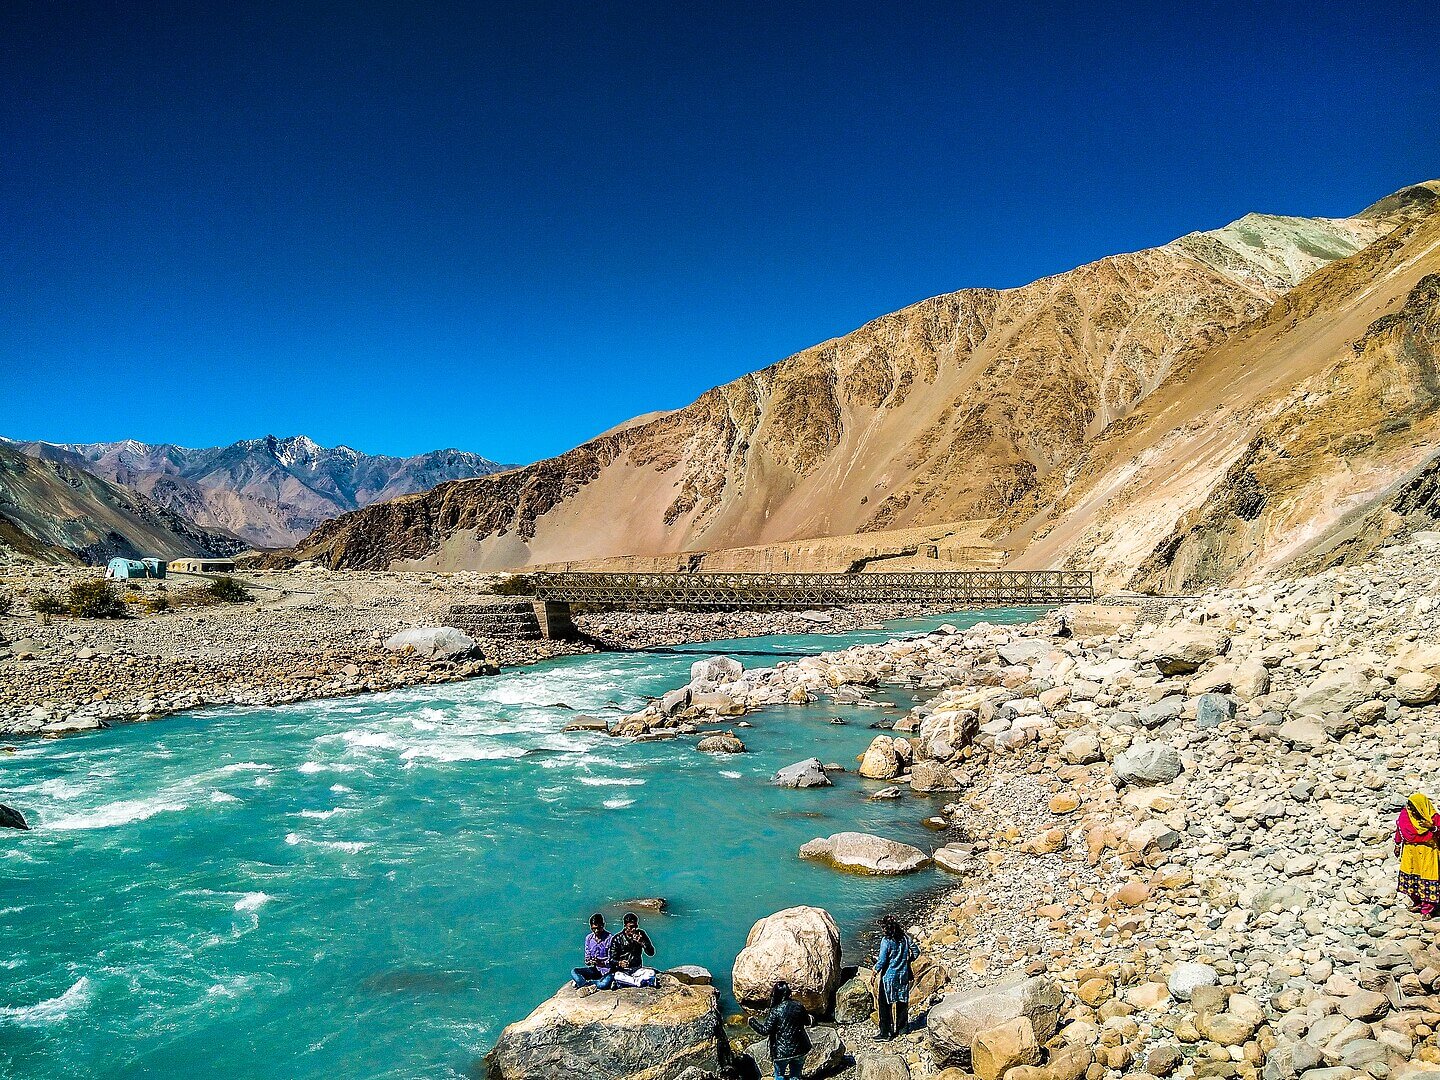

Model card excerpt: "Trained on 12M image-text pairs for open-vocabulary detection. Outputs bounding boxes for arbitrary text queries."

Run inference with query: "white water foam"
[35,778,88,800]
[295,808,355,819]
[233,892,271,912]
[0,976,92,1025]
[338,731,401,750]
[284,833,369,854]
[297,761,357,774]
[577,777,645,787]
[603,798,636,809]
[210,791,241,803]
[399,744,525,764]
[219,762,272,773]
[720,770,743,779]
[48,798,187,831]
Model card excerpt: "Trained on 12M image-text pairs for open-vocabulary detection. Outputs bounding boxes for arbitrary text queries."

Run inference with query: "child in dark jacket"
[748,980,811,1079]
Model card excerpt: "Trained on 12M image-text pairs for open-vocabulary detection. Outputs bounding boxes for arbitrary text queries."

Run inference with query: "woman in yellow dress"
[1395,792,1440,916]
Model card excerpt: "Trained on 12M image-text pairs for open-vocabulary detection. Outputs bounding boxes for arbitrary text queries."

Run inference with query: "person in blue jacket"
[873,914,919,1039]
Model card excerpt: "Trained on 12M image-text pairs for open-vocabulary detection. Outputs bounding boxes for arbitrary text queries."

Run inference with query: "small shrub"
[146,594,171,614]
[206,576,250,603]
[492,573,535,596]
[66,579,128,619]
[30,590,66,617]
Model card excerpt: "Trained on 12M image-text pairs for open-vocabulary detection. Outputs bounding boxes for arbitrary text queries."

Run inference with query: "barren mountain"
[11,435,506,549]
[288,181,1440,588]
[0,442,244,565]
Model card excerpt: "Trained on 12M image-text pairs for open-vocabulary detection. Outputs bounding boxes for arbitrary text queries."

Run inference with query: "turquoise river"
[1,608,1042,1079]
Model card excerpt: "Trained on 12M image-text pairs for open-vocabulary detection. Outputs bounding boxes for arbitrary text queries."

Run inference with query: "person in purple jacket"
[570,913,615,989]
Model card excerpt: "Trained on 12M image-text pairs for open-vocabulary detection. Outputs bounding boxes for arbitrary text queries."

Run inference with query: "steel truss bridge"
[529,569,1094,611]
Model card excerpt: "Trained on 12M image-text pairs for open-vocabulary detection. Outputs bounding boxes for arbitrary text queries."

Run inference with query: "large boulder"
[747,1025,845,1079]
[772,758,832,789]
[799,832,931,875]
[0,803,28,830]
[918,711,977,759]
[1112,741,1182,786]
[927,972,1064,1067]
[833,977,876,1023]
[689,657,743,685]
[972,1017,1040,1080]
[858,736,902,780]
[1291,669,1372,717]
[1145,626,1229,675]
[732,907,842,1015]
[483,976,728,1079]
[910,760,961,793]
[1394,671,1440,706]
[383,626,478,660]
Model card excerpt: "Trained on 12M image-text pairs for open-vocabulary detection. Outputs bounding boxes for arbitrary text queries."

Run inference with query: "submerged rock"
[799,831,931,875]
[483,976,728,1080]
[0,803,29,830]
[695,734,745,754]
[732,906,842,1015]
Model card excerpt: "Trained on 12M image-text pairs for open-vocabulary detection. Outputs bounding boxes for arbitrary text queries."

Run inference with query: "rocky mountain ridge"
[287,180,1440,587]
[7,434,507,549]
[0,441,244,565]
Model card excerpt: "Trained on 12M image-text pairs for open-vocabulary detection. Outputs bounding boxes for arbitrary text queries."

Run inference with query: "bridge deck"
[529,569,1093,609]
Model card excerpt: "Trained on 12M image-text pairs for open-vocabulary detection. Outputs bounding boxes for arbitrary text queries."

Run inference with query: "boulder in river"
[732,906,842,1015]
[483,976,728,1080]
[799,831,931,875]
[0,803,29,830]
[383,626,478,660]
[689,657,742,685]
[858,735,901,779]
[563,715,610,733]
[696,734,745,754]
[772,758,832,789]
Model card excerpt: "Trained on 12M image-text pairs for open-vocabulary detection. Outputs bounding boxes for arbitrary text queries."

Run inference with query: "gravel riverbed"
[589,532,1440,1080]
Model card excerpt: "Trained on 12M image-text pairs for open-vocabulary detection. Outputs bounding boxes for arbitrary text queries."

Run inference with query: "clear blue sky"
[3,2,1437,463]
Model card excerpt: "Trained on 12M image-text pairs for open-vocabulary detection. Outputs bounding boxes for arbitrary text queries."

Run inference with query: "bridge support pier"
[532,600,578,640]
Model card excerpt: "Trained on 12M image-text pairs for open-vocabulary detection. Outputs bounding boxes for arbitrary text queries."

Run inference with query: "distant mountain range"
[0,440,244,565]
[2,435,507,557]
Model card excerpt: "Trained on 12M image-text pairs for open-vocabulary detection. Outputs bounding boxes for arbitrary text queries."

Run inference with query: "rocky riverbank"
[0,562,977,738]
[565,532,1440,1080]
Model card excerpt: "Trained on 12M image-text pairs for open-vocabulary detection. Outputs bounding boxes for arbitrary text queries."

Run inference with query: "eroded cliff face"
[290,182,1440,581]
[1017,201,1440,591]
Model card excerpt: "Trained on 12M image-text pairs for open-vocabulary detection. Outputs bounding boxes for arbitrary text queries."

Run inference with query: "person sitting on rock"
[606,911,657,988]
[873,914,919,1039]
[749,980,811,1080]
[570,913,615,990]
[1395,792,1440,917]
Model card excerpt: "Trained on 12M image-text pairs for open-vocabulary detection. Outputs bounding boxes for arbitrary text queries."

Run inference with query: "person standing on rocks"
[606,912,657,988]
[1395,792,1440,917]
[570,913,616,990]
[748,980,811,1080]
[873,914,918,1039]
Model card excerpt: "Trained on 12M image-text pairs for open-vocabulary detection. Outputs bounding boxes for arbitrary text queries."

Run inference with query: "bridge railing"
[529,569,1094,609]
